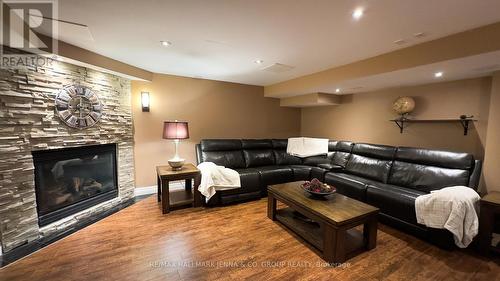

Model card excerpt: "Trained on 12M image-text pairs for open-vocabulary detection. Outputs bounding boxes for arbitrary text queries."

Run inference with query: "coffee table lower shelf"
[275,207,365,263]
[267,183,379,264]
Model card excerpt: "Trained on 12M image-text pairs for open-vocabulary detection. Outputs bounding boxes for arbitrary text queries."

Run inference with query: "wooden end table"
[478,191,500,255]
[156,163,202,214]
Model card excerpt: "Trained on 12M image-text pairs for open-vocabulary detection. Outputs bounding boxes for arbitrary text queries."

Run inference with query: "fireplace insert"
[32,144,118,226]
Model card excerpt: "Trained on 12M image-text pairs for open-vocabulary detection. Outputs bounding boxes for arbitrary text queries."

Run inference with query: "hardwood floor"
[0,196,499,281]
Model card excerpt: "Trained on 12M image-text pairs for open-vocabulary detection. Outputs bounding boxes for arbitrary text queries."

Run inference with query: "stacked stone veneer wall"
[0,60,135,253]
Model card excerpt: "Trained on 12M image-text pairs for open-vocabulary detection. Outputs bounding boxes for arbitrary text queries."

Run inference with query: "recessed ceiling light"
[160,41,171,47]
[254,59,264,64]
[434,71,443,78]
[335,88,341,93]
[352,8,364,20]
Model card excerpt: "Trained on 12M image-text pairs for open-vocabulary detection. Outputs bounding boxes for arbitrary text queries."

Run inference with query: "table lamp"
[163,120,189,170]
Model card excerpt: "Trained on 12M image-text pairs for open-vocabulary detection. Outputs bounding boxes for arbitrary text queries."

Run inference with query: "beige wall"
[131,74,301,187]
[132,74,498,192]
[265,22,500,97]
[301,78,492,191]
[483,72,500,192]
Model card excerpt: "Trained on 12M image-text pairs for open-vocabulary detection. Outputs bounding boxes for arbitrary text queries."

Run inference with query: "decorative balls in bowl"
[301,178,336,198]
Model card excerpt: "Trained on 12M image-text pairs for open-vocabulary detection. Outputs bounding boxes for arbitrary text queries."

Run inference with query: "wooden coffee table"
[268,181,379,264]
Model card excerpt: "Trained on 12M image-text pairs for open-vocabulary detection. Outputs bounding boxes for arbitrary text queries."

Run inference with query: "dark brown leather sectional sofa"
[195,139,482,248]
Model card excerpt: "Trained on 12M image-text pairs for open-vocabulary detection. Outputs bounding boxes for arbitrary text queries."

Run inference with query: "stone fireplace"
[0,60,135,254]
[32,144,119,226]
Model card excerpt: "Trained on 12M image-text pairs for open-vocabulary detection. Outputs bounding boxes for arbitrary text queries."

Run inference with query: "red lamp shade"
[163,121,189,139]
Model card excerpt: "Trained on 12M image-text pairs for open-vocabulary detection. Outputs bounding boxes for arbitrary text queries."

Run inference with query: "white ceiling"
[55,0,500,86]
[319,51,500,95]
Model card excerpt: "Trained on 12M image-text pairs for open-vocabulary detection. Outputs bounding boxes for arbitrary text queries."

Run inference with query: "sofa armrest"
[317,163,343,171]
[469,159,482,191]
[195,144,202,165]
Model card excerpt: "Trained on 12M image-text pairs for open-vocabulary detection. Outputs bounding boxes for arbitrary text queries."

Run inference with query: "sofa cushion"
[243,149,275,167]
[234,168,262,192]
[331,152,350,168]
[366,183,426,225]
[257,166,293,185]
[271,139,288,149]
[317,163,343,171]
[352,143,396,160]
[328,140,338,151]
[345,154,392,183]
[273,150,302,165]
[200,139,246,168]
[395,147,474,170]
[302,153,334,166]
[289,165,312,181]
[324,172,371,201]
[335,141,354,152]
[242,139,273,149]
[388,161,470,193]
[201,151,246,169]
[330,141,354,168]
[200,139,242,151]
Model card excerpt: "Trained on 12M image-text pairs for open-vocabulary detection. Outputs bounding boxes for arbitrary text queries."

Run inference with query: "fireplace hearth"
[32,144,118,226]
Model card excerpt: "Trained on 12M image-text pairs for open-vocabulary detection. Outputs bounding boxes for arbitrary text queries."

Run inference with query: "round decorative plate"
[55,85,103,129]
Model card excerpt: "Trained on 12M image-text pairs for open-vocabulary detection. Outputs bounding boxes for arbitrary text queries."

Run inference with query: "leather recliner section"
[273,150,302,165]
[196,138,482,249]
[201,139,242,151]
[289,165,312,181]
[234,168,262,193]
[331,141,354,167]
[257,165,294,186]
[345,155,393,183]
[366,183,426,225]
[344,143,396,183]
[324,172,374,201]
[242,139,275,168]
[200,139,246,168]
[271,139,302,166]
[388,146,473,192]
[395,147,474,170]
[388,161,470,193]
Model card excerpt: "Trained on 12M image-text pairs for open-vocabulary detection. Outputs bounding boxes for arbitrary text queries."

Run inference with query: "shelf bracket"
[459,119,470,136]
[393,120,405,134]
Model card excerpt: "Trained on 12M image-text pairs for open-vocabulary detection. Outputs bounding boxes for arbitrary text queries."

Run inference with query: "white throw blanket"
[287,137,329,158]
[197,162,241,202]
[415,186,480,248]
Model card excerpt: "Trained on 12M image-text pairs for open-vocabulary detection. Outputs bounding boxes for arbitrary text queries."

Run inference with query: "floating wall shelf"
[389,118,477,135]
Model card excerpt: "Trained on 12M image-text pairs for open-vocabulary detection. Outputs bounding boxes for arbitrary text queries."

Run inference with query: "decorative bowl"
[301,178,336,199]
[168,158,185,171]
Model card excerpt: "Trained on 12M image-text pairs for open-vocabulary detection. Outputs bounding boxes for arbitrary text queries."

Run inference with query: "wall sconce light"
[141,92,150,112]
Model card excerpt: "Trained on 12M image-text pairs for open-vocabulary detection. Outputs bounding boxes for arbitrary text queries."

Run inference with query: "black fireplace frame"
[32,143,119,226]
